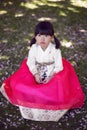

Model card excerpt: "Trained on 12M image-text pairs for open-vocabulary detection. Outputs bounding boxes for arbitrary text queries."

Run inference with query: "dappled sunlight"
[59,11,67,16]
[45,2,64,8]
[67,7,80,13]
[38,17,57,22]
[0,55,9,60]
[48,0,61,1]
[7,1,13,5]
[20,0,63,9]
[33,0,47,6]
[79,29,87,33]
[1,39,8,43]
[15,12,24,18]
[0,0,87,129]
[20,2,38,9]
[70,60,77,67]
[2,1,13,7]
[61,40,73,48]
[3,27,16,33]
[0,10,7,15]
[72,0,87,8]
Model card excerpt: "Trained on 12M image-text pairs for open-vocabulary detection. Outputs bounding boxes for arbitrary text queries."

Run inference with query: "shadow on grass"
[0,0,87,84]
[0,0,87,130]
[0,0,87,43]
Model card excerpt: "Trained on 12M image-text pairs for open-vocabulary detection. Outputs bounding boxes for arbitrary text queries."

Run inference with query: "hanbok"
[0,43,84,121]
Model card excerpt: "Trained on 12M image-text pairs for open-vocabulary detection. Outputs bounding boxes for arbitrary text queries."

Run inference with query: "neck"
[41,47,46,51]
[41,43,51,51]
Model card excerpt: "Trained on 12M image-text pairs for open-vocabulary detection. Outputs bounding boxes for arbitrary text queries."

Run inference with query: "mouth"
[40,42,45,44]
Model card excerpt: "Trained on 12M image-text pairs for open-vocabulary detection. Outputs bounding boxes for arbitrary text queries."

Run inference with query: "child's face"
[35,34,53,50]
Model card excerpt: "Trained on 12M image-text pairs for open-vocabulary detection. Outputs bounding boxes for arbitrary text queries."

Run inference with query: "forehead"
[36,34,52,39]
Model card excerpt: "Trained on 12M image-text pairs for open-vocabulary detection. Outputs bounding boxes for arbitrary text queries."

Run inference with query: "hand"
[42,76,52,84]
[42,72,56,84]
[34,73,42,84]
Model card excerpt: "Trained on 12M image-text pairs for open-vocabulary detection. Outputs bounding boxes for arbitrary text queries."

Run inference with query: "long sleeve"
[27,46,37,75]
[53,49,63,73]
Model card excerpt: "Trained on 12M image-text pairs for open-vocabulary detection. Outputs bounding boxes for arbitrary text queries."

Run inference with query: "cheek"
[47,38,52,43]
[35,37,39,43]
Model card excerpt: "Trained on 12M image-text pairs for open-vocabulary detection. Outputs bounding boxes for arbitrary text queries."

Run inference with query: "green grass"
[0,0,87,130]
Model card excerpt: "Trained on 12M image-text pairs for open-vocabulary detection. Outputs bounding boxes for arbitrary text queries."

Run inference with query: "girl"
[0,21,84,121]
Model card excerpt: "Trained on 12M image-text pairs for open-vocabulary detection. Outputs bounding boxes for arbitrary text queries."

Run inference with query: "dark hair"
[29,21,60,49]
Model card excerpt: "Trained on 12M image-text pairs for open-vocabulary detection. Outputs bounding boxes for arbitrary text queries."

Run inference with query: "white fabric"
[27,43,63,77]
[19,106,68,121]
[0,43,67,121]
[0,84,10,101]
[0,85,68,122]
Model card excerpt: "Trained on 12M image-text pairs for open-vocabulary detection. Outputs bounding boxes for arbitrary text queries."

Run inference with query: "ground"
[0,0,87,130]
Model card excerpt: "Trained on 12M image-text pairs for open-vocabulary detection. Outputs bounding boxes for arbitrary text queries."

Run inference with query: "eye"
[45,35,48,37]
[37,34,41,36]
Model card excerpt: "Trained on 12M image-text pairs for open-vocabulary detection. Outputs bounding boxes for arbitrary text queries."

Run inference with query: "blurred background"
[0,0,87,130]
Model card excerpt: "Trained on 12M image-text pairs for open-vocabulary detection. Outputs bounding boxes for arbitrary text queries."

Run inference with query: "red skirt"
[2,58,84,110]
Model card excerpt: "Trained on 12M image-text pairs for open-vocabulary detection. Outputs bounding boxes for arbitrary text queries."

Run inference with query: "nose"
[41,35,45,41]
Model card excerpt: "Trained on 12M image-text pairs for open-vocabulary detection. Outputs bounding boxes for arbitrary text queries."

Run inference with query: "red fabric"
[3,58,84,110]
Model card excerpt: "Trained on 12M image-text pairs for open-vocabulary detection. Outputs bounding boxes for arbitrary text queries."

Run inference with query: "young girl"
[0,21,84,121]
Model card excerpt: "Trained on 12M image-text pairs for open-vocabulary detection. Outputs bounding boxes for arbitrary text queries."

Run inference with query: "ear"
[51,36,54,41]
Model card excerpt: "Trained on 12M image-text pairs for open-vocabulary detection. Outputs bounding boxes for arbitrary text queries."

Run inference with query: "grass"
[0,0,87,130]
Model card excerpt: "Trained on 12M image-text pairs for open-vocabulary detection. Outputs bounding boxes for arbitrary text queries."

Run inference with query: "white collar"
[38,42,52,52]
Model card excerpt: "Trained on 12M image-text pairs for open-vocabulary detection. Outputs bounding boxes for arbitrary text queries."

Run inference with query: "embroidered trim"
[35,61,54,66]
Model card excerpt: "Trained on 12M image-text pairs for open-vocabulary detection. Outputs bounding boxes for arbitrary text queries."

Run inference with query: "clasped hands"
[34,72,55,84]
